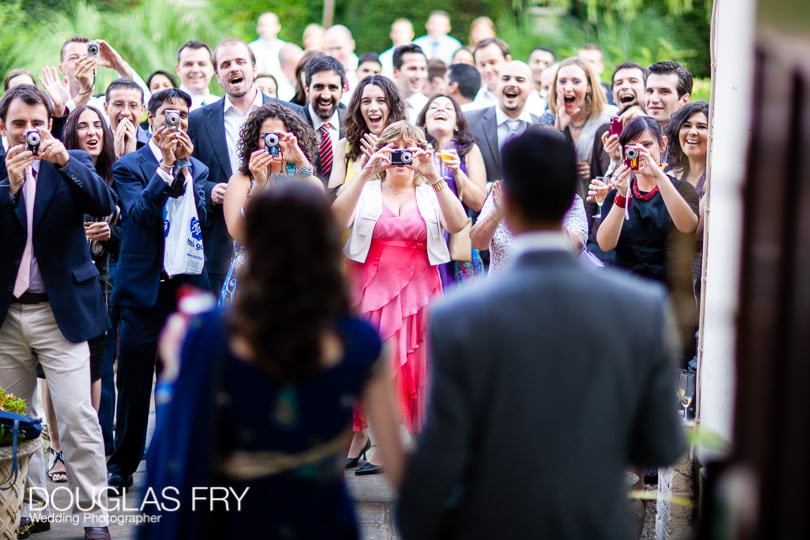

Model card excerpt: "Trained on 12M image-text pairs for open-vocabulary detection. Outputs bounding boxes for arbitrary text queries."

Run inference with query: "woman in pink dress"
[333,121,468,474]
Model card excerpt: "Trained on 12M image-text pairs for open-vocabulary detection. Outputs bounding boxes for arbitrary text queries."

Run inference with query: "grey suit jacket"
[398,249,686,540]
[465,106,541,182]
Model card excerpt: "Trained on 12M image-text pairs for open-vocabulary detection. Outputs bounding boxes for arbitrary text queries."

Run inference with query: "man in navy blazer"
[0,85,113,539]
[300,55,347,183]
[465,61,541,183]
[188,38,305,295]
[107,88,209,494]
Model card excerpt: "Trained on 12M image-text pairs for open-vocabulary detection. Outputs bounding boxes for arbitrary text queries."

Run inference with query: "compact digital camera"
[164,109,180,130]
[263,132,281,157]
[87,43,100,59]
[25,130,41,155]
[390,149,413,166]
[624,146,640,171]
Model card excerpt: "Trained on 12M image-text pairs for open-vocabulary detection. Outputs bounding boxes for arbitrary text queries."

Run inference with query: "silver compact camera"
[390,149,413,165]
[25,130,41,155]
[87,43,100,59]
[263,132,281,157]
[164,109,180,130]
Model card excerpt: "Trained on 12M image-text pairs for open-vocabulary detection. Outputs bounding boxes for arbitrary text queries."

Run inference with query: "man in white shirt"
[302,55,346,182]
[380,18,415,76]
[249,12,286,81]
[175,40,220,111]
[325,25,359,99]
[413,11,463,65]
[392,44,428,124]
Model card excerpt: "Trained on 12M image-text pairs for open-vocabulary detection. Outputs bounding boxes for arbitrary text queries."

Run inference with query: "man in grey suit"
[187,38,305,294]
[465,61,541,183]
[398,128,686,539]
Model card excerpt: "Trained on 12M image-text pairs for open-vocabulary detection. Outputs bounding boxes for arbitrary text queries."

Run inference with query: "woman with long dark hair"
[143,183,404,539]
[416,93,487,284]
[327,75,406,191]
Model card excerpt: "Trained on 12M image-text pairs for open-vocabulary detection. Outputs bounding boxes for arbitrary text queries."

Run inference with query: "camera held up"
[25,130,41,156]
[263,132,281,157]
[390,149,413,166]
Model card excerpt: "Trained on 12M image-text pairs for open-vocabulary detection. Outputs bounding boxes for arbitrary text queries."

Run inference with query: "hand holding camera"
[248,148,274,187]
[359,133,379,164]
[611,164,632,198]
[4,144,36,194]
[33,129,70,167]
[361,143,395,179]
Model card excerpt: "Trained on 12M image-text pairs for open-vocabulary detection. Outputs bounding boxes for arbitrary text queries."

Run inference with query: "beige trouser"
[0,302,108,526]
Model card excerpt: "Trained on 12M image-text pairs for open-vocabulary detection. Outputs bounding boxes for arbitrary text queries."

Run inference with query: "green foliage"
[207,0,323,47]
[0,388,28,446]
[498,2,710,80]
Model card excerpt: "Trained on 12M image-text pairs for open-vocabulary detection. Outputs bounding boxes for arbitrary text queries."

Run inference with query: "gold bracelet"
[431,180,447,193]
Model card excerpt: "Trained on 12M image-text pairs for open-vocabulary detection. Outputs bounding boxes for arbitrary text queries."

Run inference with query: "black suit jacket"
[111,145,209,309]
[187,92,305,277]
[302,103,346,183]
[465,106,541,182]
[0,151,115,342]
[398,249,686,540]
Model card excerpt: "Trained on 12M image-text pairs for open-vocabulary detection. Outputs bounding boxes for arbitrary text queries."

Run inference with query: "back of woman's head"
[619,115,663,147]
[345,76,405,160]
[63,105,116,184]
[237,102,319,176]
[665,100,709,172]
[230,182,348,380]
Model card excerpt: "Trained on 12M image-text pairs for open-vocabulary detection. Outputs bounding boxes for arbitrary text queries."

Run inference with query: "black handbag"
[0,410,42,490]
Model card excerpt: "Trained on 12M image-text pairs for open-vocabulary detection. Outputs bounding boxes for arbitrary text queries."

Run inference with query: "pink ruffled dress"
[347,203,442,433]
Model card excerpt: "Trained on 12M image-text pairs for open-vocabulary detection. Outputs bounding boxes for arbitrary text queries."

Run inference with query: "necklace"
[569,118,587,129]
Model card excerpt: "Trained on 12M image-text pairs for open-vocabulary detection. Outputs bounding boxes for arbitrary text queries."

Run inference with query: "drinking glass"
[677,370,695,421]
[591,176,611,219]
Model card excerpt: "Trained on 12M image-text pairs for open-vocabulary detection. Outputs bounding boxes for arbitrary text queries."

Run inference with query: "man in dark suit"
[465,61,541,183]
[107,88,209,495]
[301,55,347,183]
[187,38,305,295]
[398,128,686,539]
[0,85,113,540]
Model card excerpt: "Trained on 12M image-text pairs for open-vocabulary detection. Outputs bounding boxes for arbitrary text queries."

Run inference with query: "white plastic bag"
[163,174,204,277]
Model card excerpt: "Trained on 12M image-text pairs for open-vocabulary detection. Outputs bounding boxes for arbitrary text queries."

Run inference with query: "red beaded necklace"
[632,179,659,200]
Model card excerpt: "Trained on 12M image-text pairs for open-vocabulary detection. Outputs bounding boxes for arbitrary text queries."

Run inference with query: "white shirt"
[308,104,340,147]
[180,85,220,111]
[413,34,463,65]
[223,89,264,176]
[405,92,429,125]
[249,37,286,80]
[495,106,534,150]
[379,47,396,77]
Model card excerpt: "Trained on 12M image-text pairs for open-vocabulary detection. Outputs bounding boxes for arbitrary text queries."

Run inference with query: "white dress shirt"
[223,89,264,176]
[405,92,429,124]
[413,34,463,65]
[180,85,220,111]
[495,106,534,150]
[308,104,340,147]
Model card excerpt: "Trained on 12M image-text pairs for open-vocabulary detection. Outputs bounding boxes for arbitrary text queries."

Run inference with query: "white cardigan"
[344,179,451,265]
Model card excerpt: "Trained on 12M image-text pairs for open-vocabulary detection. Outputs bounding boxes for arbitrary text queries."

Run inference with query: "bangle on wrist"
[431,179,447,193]
[295,164,314,177]
[614,194,627,208]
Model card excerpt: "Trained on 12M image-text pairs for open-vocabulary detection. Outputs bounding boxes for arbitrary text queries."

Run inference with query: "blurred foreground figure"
[397,127,686,540]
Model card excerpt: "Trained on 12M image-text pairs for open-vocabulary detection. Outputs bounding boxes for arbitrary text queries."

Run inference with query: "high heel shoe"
[345,438,371,469]
[354,461,383,475]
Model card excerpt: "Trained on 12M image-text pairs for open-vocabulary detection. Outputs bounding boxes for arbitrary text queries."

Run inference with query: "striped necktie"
[319,124,333,178]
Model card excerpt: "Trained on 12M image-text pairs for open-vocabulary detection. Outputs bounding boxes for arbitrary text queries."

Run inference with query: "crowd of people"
[0,8,705,539]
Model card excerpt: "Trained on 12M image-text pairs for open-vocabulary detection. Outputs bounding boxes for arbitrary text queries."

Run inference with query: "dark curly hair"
[665,100,709,177]
[228,182,349,380]
[63,105,116,184]
[415,94,476,157]
[345,75,405,161]
[237,102,319,177]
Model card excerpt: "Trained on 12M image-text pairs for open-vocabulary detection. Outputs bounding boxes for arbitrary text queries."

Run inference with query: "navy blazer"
[0,151,115,343]
[465,106,541,182]
[187,92,306,277]
[111,144,209,309]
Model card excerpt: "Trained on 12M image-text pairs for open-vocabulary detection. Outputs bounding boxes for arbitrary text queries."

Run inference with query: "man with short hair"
[446,63,482,110]
[645,60,692,129]
[249,12,286,82]
[528,46,555,92]
[188,38,305,295]
[413,10,462,65]
[175,40,220,110]
[380,18,415,76]
[465,61,541,183]
[392,44,428,124]
[0,84,114,540]
[579,43,613,104]
[324,25,359,95]
[425,58,448,96]
[104,78,149,157]
[398,127,686,540]
[472,37,512,108]
[302,55,346,181]
[59,35,148,111]
[357,52,383,79]
[107,88,209,496]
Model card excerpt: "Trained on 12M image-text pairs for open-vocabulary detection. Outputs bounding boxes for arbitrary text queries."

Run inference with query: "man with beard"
[589,62,649,179]
[302,55,346,183]
[104,78,149,157]
[187,38,305,295]
[465,61,541,183]
[392,44,429,124]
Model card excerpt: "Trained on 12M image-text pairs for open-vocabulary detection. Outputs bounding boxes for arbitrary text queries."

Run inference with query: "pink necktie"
[13,166,36,298]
